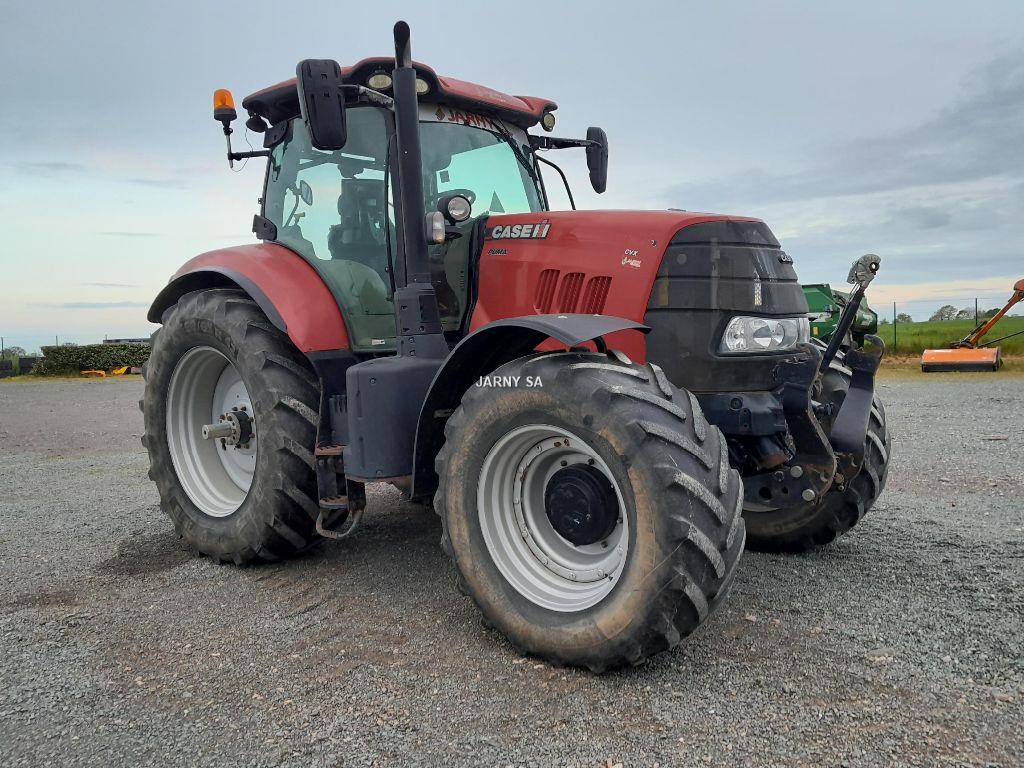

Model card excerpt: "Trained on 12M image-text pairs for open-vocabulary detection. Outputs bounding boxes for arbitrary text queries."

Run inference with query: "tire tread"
[434,350,744,671]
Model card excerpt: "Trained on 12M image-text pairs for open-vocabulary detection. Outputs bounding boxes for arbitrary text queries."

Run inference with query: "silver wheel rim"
[477,424,628,612]
[166,346,256,517]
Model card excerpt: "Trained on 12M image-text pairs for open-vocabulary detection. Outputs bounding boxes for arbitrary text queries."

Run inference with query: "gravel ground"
[0,373,1021,767]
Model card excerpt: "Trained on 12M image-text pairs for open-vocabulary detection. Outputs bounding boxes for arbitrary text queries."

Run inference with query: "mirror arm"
[341,84,395,110]
[529,135,598,151]
[229,149,272,162]
[535,155,575,210]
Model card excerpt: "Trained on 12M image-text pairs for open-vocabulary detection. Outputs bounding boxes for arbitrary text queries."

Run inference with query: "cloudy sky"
[1,0,1021,351]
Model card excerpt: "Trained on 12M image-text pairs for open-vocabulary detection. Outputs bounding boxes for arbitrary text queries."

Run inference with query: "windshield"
[419,106,544,216]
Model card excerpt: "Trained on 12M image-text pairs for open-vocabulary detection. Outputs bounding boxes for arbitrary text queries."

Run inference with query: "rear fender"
[148,243,350,353]
[409,313,648,500]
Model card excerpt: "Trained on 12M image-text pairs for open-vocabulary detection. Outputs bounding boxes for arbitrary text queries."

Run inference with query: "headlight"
[443,194,472,223]
[720,316,809,354]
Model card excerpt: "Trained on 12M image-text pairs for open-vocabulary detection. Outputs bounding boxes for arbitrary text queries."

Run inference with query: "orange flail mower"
[921,278,1024,372]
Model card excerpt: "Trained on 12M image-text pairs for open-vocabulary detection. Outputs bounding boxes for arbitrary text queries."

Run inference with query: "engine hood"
[470,209,765,362]
[482,209,761,261]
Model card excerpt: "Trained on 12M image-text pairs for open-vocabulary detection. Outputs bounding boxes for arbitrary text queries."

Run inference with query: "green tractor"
[804,283,878,346]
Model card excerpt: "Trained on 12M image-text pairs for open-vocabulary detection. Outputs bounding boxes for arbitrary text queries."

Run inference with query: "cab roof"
[242,57,557,129]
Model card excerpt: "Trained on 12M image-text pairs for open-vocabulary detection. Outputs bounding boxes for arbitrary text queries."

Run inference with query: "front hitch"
[817,253,885,488]
[828,333,885,484]
[742,343,837,508]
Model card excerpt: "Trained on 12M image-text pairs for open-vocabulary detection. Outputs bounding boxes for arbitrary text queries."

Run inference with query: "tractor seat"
[325,178,393,323]
[328,179,387,270]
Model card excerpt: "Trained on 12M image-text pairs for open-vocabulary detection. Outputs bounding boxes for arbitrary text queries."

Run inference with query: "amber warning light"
[211,87,268,169]
[213,89,236,125]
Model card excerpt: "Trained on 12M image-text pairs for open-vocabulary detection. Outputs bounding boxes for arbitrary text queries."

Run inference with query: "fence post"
[975,298,979,326]
[892,302,897,352]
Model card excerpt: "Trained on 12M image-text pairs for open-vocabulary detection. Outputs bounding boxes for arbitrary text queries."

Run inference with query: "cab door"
[263,107,397,351]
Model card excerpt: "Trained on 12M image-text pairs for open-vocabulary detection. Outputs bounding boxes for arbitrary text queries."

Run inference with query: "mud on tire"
[743,349,892,553]
[142,289,321,564]
[434,351,745,671]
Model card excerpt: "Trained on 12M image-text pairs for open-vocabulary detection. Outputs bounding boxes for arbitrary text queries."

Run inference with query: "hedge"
[19,356,40,374]
[0,356,41,377]
[36,343,151,375]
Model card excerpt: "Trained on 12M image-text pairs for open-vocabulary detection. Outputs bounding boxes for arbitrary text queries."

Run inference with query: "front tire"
[434,351,745,671]
[142,289,322,564]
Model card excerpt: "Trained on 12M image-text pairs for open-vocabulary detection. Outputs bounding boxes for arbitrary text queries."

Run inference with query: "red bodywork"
[158,212,758,357]
[231,63,757,358]
[471,210,758,362]
[165,244,350,353]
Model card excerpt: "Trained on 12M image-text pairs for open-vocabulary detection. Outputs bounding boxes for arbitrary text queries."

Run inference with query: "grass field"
[875,315,1024,355]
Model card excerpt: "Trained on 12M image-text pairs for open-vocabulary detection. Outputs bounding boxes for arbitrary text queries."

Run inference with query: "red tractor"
[143,22,890,670]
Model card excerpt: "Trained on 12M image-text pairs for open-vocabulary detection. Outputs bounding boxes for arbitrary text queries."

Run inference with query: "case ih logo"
[486,221,551,240]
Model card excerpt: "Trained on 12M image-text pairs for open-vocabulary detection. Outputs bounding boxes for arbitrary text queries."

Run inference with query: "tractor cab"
[239,60,557,351]
[259,103,544,349]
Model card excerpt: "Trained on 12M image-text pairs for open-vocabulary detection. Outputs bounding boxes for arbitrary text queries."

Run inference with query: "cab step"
[313,443,366,540]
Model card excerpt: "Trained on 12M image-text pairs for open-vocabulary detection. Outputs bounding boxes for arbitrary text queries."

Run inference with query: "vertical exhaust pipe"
[388,20,447,360]
[391,20,430,289]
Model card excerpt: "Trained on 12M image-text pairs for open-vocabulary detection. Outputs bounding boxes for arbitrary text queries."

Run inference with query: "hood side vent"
[557,272,585,312]
[581,276,612,314]
[534,269,560,313]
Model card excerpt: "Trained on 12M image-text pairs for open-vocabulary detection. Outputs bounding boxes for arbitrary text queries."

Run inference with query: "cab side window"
[419,120,543,333]
[264,108,396,350]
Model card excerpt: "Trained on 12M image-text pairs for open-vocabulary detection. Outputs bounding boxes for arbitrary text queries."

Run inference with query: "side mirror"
[295,59,348,151]
[586,127,608,194]
[298,179,313,206]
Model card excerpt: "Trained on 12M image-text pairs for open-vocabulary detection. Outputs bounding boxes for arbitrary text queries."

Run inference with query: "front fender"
[409,313,648,500]
[148,243,350,353]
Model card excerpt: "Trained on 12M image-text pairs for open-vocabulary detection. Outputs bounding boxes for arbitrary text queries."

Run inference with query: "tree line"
[878,306,1004,324]
[926,305,1003,322]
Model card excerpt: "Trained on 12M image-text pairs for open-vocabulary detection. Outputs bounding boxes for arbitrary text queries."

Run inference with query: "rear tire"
[142,289,322,564]
[434,351,745,671]
[743,350,892,553]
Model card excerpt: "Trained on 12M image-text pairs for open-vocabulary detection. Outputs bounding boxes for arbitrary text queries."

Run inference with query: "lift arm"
[819,254,881,372]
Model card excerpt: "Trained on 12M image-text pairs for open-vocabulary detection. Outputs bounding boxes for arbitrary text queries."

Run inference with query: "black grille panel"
[644,221,808,393]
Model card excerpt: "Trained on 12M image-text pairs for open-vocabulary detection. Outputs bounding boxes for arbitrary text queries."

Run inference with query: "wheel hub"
[202,407,254,448]
[477,425,629,613]
[544,464,618,546]
[166,346,256,518]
